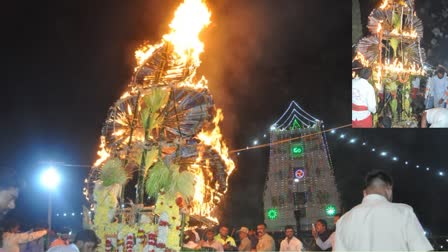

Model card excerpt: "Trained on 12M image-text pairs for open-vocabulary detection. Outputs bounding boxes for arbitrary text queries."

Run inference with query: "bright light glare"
[380,152,387,156]
[371,148,376,152]
[340,134,345,139]
[253,140,258,145]
[293,178,299,183]
[439,171,445,176]
[349,138,356,143]
[392,157,398,161]
[40,168,60,189]
[405,161,408,165]
[330,129,336,134]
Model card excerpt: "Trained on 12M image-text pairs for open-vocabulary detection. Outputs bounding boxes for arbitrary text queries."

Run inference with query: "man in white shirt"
[352,67,376,128]
[47,229,100,252]
[279,225,302,252]
[427,68,448,108]
[421,107,448,128]
[334,170,433,251]
[256,223,275,252]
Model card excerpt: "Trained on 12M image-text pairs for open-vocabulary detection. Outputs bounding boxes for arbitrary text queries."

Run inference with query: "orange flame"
[93,136,110,167]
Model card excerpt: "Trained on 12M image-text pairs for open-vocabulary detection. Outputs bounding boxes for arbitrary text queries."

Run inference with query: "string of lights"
[235,123,446,178]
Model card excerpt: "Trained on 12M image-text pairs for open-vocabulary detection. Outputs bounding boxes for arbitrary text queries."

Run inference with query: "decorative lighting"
[380,152,387,156]
[56,213,59,217]
[416,165,420,168]
[330,129,336,134]
[72,212,75,216]
[253,140,258,145]
[340,134,345,139]
[63,213,67,217]
[349,138,356,143]
[267,208,278,220]
[270,125,276,131]
[362,142,366,146]
[263,134,267,138]
[439,171,445,176]
[405,161,408,165]
[392,157,398,161]
[80,212,83,215]
[293,178,299,183]
[40,168,61,190]
[371,148,376,152]
[426,167,430,171]
[325,204,337,216]
[237,152,240,156]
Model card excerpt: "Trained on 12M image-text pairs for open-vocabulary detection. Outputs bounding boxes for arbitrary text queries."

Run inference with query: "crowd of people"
[0,167,434,251]
[352,61,448,128]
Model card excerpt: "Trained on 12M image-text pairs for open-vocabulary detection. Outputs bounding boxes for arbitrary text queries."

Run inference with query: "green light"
[291,143,304,157]
[267,208,278,220]
[291,118,302,130]
[325,204,337,216]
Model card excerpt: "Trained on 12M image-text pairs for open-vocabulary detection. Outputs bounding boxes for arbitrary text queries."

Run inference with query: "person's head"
[0,168,19,220]
[284,225,294,239]
[315,219,327,234]
[4,219,20,233]
[352,60,363,77]
[436,68,445,79]
[248,228,255,236]
[363,170,393,201]
[237,227,249,240]
[60,228,71,241]
[205,229,215,241]
[183,230,195,244]
[219,226,229,237]
[378,116,392,128]
[256,223,267,237]
[74,229,100,252]
[334,213,342,224]
[359,67,372,80]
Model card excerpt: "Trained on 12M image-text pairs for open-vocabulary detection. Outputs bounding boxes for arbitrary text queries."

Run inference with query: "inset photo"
[352,0,448,128]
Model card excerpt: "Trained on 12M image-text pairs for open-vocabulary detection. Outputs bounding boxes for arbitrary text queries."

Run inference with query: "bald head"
[363,170,393,201]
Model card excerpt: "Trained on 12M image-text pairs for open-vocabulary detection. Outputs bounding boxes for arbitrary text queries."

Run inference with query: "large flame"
[91,0,235,222]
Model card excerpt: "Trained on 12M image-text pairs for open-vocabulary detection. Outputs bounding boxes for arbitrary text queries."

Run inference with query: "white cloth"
[428,74,448,108]
[412,77,420,89]
[315,232,334,250]
[334,194,433,251]
[352,77,376,120]
[279,236,302,251]
[2,231,47,252]
[47,244,79,252]
[183,241,199,249]
[425,108,448,127]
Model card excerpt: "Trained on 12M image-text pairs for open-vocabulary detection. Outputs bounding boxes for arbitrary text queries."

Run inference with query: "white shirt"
[2,230,47,252]
[47,244,79,252]
[425,108,448,128]
[334,194,433,251]
[316,232,334,250]
[280,236,302,252]
[412,77,421,89]
[428,74,448,107]
[352,77,376,120]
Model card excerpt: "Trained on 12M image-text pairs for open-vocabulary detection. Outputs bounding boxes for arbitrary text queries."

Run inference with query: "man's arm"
[11,230,47,244]
[421,110,428,128]
[367,85,377,114]
[315,234,333,250]
[404,208,433,251]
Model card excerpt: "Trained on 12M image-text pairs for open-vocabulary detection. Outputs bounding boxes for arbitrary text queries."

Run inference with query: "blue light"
[63,213,67,217]
[71,212,75,216]
[330,129,336,134]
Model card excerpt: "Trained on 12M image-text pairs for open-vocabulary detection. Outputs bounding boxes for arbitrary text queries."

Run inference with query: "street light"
[40,167,60,246]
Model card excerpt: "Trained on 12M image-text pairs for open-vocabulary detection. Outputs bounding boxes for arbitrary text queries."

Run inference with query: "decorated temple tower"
[263,101,340,232]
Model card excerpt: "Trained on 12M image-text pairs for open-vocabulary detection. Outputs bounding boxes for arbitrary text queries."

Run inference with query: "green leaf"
[143,147,159,177]
[167,167,195,200]
[390,38,399,58]
[145,161,170,197]
[392,12,401,29]
[100,158,129,186]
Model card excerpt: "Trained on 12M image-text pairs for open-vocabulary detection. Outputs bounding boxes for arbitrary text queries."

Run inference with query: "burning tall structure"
[354,0,426,127]
[264,101,340,232]
[83,0,235,250]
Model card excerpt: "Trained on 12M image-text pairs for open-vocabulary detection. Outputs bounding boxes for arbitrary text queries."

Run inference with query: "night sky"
[0,0,446,236]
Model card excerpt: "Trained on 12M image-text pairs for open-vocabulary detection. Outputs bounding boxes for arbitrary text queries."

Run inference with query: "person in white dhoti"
[334,170,433,251]
[427,68,448,108]
[421,107,448,128]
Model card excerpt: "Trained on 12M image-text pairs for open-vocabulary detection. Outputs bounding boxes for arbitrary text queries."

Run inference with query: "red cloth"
[352,104,368,111]
[352,114,373,128]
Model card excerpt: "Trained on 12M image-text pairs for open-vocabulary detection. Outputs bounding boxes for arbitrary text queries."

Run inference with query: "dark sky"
[0,0,446,236]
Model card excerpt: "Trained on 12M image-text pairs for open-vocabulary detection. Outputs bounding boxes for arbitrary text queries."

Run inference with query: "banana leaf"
[100,158,129,186]
[390,38,399,58]
[391,99,398,118]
